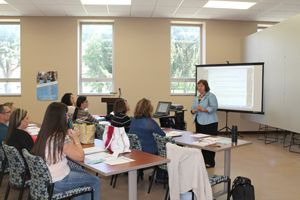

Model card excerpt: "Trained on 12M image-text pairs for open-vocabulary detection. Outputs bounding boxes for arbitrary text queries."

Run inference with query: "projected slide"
[196,63,264,113]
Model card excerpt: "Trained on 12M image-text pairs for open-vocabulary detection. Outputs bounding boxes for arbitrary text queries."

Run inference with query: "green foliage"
[0,24,20,79]
[81,24,113,94]
[171,26,200,94]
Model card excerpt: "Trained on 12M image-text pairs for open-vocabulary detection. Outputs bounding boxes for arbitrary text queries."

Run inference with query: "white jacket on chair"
[166,143,213,200]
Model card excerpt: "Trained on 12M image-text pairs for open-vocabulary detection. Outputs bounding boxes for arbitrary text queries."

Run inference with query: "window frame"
[170,22,206,96]
[0,21,21,96]
[78,21,115,96]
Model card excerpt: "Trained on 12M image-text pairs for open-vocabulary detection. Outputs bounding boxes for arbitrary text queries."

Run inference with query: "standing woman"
[191,79,218,168]
[4,108,34,153]
[32,102,100,200]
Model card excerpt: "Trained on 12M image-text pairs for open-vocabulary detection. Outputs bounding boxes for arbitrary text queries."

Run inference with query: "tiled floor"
[1,134,300,200]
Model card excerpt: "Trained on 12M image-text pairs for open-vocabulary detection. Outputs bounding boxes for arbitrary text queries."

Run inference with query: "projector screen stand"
[218,110,231,135]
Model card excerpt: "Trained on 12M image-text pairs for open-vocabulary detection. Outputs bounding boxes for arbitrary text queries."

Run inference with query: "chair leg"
[227,179,231,200]
[147,167,157,194]
[18,186,25,200]
[110,175,115,185]
[164,185,169,200]
[91,190,94,200]
[113,174,118,188]
[4,183,10,200]
[191,191,194,200]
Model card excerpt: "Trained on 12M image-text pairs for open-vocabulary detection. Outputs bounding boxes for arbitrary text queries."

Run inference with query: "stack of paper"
[83,147,105,155]
[191,133,209,139]
[84,152,135,166]
[166,131,183,137]
[192,137,217,147]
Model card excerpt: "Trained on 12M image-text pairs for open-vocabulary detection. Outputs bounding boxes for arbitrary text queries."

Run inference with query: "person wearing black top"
[110,98,131,132]
[4,108,34,153]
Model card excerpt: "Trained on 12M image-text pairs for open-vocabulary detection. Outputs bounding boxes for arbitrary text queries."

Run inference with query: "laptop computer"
[153,101,172,118]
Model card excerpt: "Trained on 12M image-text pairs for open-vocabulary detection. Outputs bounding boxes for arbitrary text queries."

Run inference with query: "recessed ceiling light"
[0,0,8,4]
[81,0,131,5]
[204,1,256,10]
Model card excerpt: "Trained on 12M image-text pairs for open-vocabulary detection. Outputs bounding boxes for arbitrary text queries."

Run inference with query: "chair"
[22,149,94,200]
[0,144,9,186]
[2,143,30,200]
[110,133,143,188]
[148,133,175,194]
[164,143,231,200]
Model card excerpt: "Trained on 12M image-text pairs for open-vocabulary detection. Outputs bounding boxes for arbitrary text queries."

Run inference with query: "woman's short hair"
[134,98,153,118]
[197,79,210,92]
[113,98,128,114]
[61,93,73,106]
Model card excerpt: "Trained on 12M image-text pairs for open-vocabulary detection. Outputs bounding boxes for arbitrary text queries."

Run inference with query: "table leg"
[128,170,137,200]
[224,149,231,192]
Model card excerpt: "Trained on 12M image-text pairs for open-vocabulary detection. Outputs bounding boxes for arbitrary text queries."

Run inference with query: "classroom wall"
[243,14,300,133]
[0,17,259,132]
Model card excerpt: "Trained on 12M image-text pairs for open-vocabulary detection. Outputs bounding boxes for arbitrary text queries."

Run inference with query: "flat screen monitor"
[154,101,171,116]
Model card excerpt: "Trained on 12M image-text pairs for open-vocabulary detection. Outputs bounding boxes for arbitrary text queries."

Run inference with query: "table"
[165,129,252,197]
[77,147,169,200]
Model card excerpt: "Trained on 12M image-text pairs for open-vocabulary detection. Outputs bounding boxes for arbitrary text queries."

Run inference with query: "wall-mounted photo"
[36,71,58,101]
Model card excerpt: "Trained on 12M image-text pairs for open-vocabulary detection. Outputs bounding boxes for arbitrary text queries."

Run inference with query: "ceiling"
[1,0,300,22]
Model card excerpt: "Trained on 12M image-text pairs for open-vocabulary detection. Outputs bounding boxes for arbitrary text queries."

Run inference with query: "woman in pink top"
[32,102,100,200]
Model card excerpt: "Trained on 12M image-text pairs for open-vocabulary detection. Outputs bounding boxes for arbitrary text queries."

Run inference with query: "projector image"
[170,104,184,111]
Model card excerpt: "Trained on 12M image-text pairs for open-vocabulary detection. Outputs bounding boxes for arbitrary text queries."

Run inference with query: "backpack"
[228,176,255,200]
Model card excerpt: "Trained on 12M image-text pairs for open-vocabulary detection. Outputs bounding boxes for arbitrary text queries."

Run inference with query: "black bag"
[229,176,255,200]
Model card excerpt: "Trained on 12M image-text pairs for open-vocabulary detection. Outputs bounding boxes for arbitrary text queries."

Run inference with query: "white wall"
[243,14,300,133]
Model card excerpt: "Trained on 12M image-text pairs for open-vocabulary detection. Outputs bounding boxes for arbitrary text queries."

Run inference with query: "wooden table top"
[164,129,252,152]
[78,148,170,176]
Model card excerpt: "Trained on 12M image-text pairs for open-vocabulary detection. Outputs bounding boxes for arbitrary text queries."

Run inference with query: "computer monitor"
[154,101,171,117]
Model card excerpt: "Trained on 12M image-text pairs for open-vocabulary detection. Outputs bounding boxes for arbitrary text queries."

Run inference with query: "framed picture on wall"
[36,71,58,101]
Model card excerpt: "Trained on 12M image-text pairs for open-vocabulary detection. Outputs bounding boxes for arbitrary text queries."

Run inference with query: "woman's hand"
[197,106,208,112]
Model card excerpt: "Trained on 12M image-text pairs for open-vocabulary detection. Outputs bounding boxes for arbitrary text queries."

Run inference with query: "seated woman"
[110,98,131,132]
[61,93,76,117]
[32,102,100,200]
[4,108,34,152]
[73,96,98,124]
[129,98,165,154]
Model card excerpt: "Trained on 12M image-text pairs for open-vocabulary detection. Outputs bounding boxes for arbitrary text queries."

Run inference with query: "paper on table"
[85,152,113,164]
[83,146,105,155]
[84,152,134,166]
[192,137,217,147]
[104,156,134,165]
[166,131,183,137]
[191,133,210,138]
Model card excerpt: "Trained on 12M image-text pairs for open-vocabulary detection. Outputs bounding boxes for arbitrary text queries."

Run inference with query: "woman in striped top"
[110,98,131,132]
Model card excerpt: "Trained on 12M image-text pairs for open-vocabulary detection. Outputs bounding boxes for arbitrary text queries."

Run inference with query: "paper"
[84,152,134,166]
[191,133,210,138]
[104,156,134,165]
[83,147,105,155]
[192,137,217,147]
[166,131,183,137]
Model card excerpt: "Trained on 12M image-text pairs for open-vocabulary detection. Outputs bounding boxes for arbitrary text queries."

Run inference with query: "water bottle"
[231,125,238,144]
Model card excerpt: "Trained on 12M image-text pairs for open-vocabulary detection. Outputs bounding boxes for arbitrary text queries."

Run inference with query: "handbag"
[73,123,96,144]
[102,126,131,154]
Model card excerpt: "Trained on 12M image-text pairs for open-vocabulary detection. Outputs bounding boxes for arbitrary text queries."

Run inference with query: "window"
[79,22,113,95]
[0,22,21,95]
[170,25,202,95]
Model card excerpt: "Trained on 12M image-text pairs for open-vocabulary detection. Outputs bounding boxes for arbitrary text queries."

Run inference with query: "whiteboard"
[243,14,300,133]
